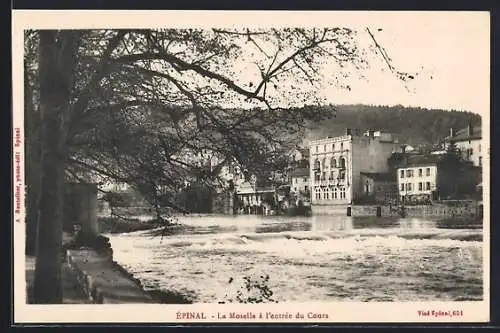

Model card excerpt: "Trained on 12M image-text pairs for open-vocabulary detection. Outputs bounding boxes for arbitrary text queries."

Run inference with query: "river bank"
[98,216,160,234]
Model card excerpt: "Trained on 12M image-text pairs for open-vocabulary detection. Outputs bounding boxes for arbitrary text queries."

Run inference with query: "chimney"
[449,127,454,138]
[346,128,352,135]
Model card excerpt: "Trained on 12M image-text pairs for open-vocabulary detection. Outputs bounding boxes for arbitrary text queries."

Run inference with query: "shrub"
[219,274,278,304]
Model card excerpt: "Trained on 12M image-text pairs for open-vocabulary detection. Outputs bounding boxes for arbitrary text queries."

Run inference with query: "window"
[426,182,431,190]
[324,144,326,152]
[314,159,320,170]
[406,183,412,191]
[406,169,413,177]
[325,188,330,200]
[479,144,481,153]
[315,146,318,153]
[304,186,308,192]
[330,171,335,180]
[340,142,344,150]
[418,168,422,177]
[303,177,307,182]
[400,170,404,178]
[340,187,346,199]
[322,158,327,169]
[331,157,337,168]
[479,156,482,167]
[426,168,430,176]
[340,157,346,169]
[294,187,297,192]
[400,184,405,191]
[332,143,335,151]
[418,182,423,191]
[315,187,321,200]
[333,187,338,199]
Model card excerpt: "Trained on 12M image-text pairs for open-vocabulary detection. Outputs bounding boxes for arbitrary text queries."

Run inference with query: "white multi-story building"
[396,155,439,203]
[440,124,483,167]
[309,129,399,209]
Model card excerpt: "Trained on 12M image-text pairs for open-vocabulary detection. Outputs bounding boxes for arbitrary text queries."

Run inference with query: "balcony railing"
[312,178,347,186]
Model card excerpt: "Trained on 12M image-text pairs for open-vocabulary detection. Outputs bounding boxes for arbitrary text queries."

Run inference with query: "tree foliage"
[437,141,480,200]
[25,28,416,220]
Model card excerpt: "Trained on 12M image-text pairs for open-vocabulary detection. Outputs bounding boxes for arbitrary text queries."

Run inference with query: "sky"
[320,17,490,114]
[225,13,490,115]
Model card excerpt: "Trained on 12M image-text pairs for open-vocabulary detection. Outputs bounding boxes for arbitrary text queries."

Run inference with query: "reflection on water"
[157,214,478,236]
[108,214,484,303]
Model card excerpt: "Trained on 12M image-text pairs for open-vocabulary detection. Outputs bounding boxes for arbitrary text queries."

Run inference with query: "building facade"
[397,155,439,203]
[309,129,399,207]
[359,172,398,204]
[219,163,275,214]
[289,167,310,196]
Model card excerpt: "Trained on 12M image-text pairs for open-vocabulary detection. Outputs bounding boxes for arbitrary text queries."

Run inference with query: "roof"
[288,147,310,158]
[400,154,441,168]
[444,125,482,142]
[298,148,310,157]
[360,172,395,182]
[289,167,309,177]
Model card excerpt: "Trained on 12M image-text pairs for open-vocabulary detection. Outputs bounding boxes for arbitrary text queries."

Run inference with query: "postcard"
[12,10,490,324]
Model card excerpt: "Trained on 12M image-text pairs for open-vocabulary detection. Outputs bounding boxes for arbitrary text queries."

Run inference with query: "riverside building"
[309,129,399,213]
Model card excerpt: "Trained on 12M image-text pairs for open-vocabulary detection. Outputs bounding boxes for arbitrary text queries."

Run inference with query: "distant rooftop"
[298,148,310,157]
[289,147,310,157]
[400,154,441,168]
[311,128,397,144]
[445,125,482,142]
[289,167,309,177]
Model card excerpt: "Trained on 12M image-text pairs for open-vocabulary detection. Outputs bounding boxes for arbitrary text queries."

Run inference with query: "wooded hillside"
[301,104,482,147]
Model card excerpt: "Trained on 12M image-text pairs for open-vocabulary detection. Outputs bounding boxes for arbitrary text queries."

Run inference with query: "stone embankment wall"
[66,249,155,304]
[313,201,482,218]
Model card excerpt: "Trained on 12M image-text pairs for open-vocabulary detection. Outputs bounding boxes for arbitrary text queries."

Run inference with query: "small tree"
[220,274,278,304]
[438,140,478,200]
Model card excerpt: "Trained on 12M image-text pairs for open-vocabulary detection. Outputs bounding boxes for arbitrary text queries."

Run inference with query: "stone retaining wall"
[66,249,155,304]
[313,202,481,218]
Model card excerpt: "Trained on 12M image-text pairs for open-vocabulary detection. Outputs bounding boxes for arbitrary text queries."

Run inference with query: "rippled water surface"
[107,215,483,303]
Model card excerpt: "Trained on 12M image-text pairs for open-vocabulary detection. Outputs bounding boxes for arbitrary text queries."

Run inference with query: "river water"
[107,215,483,303]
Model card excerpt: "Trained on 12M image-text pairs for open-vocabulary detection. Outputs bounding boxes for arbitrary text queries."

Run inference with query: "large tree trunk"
[33,30,79,304]
[25,59,40,256]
